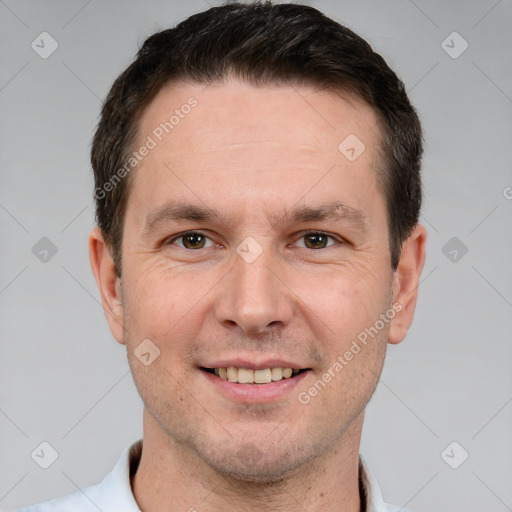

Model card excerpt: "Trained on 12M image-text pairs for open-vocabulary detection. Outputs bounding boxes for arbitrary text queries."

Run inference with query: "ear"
[388,223,427,345]
[89,226,125,345]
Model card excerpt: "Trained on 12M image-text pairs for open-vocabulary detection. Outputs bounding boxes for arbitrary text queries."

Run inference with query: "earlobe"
[89,227,126,344]
[388,223,427,345]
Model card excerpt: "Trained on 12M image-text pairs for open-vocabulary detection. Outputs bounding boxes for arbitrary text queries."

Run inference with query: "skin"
[90,78,426,512]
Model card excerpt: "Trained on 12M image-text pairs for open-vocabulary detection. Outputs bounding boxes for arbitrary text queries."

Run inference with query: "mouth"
[200,366,310,384]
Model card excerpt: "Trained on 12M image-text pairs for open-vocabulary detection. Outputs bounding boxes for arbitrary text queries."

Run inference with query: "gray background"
[1,0,511,510]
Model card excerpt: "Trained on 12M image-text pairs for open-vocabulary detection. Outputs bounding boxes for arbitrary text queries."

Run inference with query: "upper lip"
[200,358,308,370]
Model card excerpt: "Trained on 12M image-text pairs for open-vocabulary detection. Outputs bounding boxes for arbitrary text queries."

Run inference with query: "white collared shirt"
[19,440,408,512]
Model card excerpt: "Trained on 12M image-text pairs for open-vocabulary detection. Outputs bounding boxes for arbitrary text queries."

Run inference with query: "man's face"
[116,80,398,480]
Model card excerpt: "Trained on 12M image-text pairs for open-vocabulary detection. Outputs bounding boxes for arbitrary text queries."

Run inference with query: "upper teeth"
[213,367,299,384]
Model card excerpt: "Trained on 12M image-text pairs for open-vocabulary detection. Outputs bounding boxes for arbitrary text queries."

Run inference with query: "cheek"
[122,265,196,343]
[294,262,390,343]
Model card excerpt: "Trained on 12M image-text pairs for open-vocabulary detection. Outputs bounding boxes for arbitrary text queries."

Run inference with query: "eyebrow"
[143,199,370,234]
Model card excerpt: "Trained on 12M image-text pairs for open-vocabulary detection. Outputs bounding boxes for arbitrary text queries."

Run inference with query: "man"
[21,1,426,511]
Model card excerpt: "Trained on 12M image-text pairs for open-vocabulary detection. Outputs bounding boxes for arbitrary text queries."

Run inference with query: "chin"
[206,454,302,484]
[194,436,321,485]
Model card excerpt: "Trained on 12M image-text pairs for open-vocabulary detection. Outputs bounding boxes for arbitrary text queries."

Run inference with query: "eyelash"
[164,230,342,250]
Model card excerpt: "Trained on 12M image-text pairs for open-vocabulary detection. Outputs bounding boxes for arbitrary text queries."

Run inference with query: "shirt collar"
[359,454,390,512]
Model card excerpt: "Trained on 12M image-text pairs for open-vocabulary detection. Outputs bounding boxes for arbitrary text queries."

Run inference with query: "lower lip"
[200,369,310,403]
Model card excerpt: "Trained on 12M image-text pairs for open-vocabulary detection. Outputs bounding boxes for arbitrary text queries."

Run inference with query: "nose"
[214,242,294,335]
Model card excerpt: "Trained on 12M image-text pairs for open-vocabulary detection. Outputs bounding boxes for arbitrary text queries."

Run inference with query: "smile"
[201,367,308,384]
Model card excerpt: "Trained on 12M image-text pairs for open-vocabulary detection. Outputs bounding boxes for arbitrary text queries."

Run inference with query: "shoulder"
[17,485,104,512]
[17,440,142,512]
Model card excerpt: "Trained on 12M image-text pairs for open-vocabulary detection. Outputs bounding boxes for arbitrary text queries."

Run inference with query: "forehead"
[128,79,384,228]
[138,79,380,164]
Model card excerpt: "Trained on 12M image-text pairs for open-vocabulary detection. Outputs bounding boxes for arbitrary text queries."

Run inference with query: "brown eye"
[170,232,214,250]
[182,233,206,249]
[296,232,337,249]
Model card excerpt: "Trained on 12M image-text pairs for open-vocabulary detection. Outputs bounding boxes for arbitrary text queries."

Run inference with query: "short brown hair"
[91,1,423,275]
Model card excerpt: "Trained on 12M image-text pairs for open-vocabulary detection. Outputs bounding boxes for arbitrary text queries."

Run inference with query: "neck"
[132,409,364,512]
